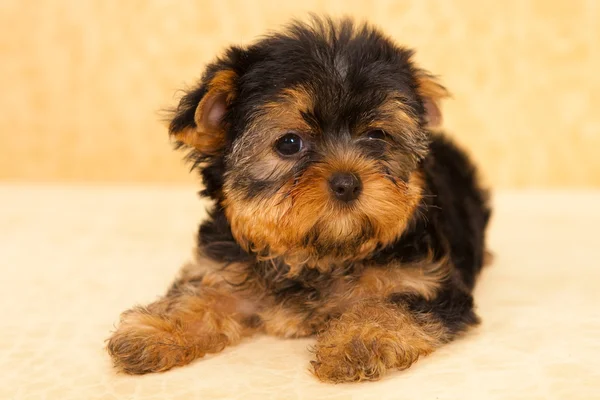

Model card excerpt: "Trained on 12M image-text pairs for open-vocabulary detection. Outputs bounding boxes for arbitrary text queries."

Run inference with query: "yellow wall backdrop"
[1,0,599,187]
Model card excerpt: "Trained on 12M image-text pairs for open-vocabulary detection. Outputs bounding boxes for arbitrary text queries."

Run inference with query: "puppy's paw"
[311,314,437,384]
[310,301,443,383]
[311,327,403,383]
[106,309,220,374]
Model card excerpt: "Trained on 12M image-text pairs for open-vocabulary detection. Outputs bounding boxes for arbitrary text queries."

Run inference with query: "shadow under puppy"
[107,17,491,383]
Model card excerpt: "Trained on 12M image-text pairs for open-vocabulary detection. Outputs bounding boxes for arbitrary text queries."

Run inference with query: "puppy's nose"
[329,172,362,202]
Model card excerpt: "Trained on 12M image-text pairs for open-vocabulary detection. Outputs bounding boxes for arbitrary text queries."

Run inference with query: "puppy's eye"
[275,133,304,156]
[366,129,387,140]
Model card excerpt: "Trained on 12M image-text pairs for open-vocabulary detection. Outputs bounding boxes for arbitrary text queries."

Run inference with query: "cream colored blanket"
[1,186,597,399]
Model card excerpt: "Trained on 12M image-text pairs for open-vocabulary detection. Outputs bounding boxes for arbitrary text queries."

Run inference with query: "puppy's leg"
[107,272,255,374]
[311,282,478,383]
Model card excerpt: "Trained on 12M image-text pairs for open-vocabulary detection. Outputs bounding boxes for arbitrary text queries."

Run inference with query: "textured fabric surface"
[1,1,599,187]
[1,185,598,399]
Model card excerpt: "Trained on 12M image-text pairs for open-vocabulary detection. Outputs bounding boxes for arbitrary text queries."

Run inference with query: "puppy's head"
[169,17,449,269]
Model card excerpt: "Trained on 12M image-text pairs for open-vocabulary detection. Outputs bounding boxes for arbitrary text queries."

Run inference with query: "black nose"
[329,172,362,202]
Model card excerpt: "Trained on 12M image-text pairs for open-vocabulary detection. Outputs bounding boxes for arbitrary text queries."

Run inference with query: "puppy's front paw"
[310,301,442,383]
[106,310,219,374]
[311,326,404,383]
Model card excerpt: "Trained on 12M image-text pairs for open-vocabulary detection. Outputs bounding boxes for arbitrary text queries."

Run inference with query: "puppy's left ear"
[414,70,450,129]
[169,67,238,156]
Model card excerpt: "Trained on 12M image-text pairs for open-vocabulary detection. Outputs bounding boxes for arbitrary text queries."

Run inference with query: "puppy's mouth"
[302,215,376,247]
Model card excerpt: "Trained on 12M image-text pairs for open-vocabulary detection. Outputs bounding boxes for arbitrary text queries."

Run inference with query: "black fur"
[389,280,479,336]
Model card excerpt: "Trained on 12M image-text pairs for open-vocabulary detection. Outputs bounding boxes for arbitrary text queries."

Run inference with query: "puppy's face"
[170,18,448,267]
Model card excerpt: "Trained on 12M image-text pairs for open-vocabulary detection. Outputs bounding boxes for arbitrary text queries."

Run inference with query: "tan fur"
[259,304,321,338]
[224,170,423,275]
[365,95,421,141]
[414,70,450,102]
[224,150,423,271]
[311,300,447,383]
[107,277,255,374]
[337,257,451,303]
[174,69,237,155]
[414,70,450,128]
[484,249,495,266]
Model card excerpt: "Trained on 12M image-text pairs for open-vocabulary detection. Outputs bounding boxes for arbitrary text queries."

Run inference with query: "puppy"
[107,16,491,383]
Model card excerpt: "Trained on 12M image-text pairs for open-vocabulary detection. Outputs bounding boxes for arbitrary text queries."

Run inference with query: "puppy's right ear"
[169,66,238,156]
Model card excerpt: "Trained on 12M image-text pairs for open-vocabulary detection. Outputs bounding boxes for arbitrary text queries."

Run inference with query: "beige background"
[1,0,599,187]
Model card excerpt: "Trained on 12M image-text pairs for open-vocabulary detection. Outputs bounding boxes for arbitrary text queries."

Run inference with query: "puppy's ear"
[414,70,450,129]
[169,67,238,155]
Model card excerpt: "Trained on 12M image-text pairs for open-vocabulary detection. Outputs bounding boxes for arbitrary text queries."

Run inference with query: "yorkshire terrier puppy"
[107,17,491,383]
